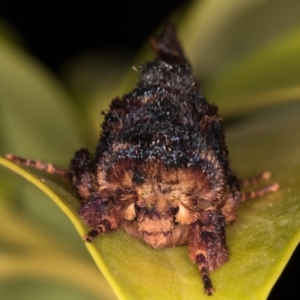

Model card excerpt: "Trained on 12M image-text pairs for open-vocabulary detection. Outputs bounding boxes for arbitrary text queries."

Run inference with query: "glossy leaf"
[0,35,89,162]
[205,28,300,116]
[179,0,300,82]
[0,29,114,300]
[1,100,299,299]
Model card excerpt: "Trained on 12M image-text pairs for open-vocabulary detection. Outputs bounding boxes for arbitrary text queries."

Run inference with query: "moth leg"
[83,220,112,242]
[79,193,121,242]
[69,149,95,202]
[241,183,279,201]
[240,171,271,187]
[240,171,280,201]
[6,154,67,177]
[221,172,241,225]
[188,209,229,295]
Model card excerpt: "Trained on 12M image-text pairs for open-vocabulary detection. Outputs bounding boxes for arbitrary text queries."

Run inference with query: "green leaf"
[0,35,88,162]
[175,0,300,116]
[0,27,114,299]
[1,99,299,299]
[206,28,300,116]
[0,163,117,300]
[179,0,300,82]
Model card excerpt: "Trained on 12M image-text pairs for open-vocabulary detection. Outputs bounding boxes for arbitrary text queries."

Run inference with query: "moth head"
[104,159,222,247]
[122,161,218,216]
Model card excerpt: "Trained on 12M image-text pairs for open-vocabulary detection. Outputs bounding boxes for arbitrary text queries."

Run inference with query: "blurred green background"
[0,1,300,299]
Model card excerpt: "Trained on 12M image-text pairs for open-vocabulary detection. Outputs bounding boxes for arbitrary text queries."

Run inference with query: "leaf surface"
[1,100,299,299]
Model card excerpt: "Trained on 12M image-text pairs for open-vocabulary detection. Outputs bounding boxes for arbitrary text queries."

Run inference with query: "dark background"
[0,1,298,299]
[0,0,185,73]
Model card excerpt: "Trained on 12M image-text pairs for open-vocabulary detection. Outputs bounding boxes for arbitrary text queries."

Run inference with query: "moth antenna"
[150,21,187,66]
[6,154,67,178]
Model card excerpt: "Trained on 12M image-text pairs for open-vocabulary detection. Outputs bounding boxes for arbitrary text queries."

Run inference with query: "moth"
[7,23,279,295]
